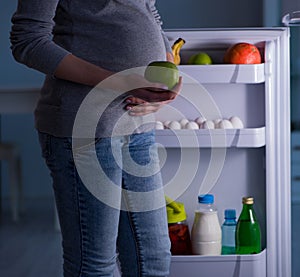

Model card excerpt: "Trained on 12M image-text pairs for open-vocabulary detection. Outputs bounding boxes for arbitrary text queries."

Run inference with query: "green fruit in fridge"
[188,52,212,65]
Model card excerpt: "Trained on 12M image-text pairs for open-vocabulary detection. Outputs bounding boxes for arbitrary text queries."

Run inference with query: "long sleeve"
[148,0,172,54]
[10,0,70,75]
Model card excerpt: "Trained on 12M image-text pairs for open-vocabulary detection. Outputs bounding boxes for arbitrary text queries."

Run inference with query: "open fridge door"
[152,28,291,277]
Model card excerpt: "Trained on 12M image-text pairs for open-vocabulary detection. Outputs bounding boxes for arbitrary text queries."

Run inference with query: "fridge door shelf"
[155,127,265,148]
[169,249,266,277]
[179,63,265,84]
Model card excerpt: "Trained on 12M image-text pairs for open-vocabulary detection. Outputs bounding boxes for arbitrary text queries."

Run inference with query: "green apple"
[188,52,212,65]
[144,61,179,90]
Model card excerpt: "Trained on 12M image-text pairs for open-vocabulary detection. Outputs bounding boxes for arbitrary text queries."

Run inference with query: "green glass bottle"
[235,197,261,254]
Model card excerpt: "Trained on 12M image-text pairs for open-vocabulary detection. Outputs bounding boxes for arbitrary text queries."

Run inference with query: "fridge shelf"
[179,63,265,84]
[155,127,266,148]
[169,249,266,277]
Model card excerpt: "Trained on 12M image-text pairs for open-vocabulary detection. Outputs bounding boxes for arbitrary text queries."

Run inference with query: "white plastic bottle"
[191,194,222,255]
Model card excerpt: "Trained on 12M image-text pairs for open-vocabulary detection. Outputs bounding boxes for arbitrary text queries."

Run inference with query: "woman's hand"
[123,53,180,116]
[124,76,182,116]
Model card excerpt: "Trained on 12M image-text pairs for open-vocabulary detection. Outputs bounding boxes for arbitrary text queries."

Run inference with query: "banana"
[171,38,185,65]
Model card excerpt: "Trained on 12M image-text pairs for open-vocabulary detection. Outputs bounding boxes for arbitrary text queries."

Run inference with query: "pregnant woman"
[10,1,181,276]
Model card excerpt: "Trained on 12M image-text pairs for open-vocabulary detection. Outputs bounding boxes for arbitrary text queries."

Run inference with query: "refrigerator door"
[152,28,290,277]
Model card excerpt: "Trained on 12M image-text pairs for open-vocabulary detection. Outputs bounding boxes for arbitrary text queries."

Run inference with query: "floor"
[0,198,63,277]
[0,198,299,277]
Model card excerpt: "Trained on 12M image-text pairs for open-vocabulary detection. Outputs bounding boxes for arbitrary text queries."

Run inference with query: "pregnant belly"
[71,22,167,71]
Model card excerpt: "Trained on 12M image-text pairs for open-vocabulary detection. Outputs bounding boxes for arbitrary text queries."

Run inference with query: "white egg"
[185,121,199,130]
[195,116,206,126]
[201,120,215,129]
[164,120,171,128]
[229,116,244,129]
[168,121,181,130]
[217,119,233,129]
[179,118,189,128]
[155,121,164,130]
[213,118,222,127]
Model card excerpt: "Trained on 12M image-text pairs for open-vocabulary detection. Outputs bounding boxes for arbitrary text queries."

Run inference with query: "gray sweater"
[10,0,171,137]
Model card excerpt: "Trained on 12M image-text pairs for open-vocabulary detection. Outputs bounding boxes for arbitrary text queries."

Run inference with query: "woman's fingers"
[125,97,146,105]
[126,102,164,116]
[123,76,183,115]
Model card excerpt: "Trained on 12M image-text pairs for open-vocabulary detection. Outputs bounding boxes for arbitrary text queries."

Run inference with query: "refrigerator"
[115,27,291,277]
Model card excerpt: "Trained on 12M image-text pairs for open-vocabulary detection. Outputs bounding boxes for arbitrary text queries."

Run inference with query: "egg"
[229,116,244,129]
[168,121,181,130]
[164,120,171,128]
[179,118,189,128]
[185,121,199,130]
[195,116,206,126]
[155,121,164,130]
[201,120,215,129]
[217,119,233,129]
[213,118,222,127]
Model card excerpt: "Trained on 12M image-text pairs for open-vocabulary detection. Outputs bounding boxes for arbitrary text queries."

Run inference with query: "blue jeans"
[38,131,171,277]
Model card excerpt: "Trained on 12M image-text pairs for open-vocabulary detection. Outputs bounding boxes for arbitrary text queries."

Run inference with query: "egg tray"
[155,127,266,148]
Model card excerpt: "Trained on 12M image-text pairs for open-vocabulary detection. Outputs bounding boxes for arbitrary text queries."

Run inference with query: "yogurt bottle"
[191,194,222,255]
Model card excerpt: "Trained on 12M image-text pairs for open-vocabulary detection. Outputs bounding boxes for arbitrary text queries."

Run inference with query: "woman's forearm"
[54,54,113,87]
[54,51,173,88]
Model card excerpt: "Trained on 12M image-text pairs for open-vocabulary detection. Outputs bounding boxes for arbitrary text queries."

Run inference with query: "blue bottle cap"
[224,209,236,219]
[198,194,214,204]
